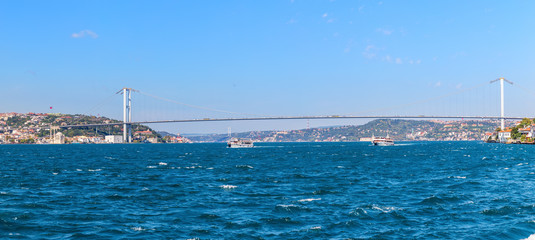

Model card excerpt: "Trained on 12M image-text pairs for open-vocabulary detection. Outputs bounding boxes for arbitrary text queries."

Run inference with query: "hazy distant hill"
[187,119,502,142]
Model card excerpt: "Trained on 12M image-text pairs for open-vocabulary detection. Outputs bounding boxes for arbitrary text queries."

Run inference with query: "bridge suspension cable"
[347,80,493,116]
[83,92,120,117]
[136,90,273,118]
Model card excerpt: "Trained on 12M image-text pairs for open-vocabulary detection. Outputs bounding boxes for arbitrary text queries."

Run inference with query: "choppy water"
[2,142,535,239]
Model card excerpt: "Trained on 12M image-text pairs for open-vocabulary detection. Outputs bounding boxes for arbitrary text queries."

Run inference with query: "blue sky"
[1,1,534,134]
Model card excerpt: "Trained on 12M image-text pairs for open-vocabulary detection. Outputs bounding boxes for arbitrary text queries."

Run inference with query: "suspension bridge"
[53,77,533,143]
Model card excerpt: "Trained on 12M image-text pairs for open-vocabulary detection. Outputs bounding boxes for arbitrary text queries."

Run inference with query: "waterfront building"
[105,135,124,144]
[498,128,512,143]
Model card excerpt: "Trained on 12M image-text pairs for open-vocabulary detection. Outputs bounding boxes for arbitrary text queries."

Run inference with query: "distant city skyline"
[1,1,534,134]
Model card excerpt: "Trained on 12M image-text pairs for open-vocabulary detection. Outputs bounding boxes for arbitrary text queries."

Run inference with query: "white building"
[498,129,512,143]
[52,132,65,144]
[105,135,124,144]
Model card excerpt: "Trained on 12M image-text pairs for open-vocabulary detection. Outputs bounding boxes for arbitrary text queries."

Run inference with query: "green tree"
[519,118,532,128]
[511,127,521,139]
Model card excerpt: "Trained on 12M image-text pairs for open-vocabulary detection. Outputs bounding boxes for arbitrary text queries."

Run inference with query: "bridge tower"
[491,78,513,130]
[119,87,135,143]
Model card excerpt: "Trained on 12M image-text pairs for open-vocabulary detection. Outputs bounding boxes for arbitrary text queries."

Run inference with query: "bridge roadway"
[59,115,528,128]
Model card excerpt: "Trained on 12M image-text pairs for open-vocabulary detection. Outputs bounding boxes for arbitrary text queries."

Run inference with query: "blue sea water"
[2,142,535,239]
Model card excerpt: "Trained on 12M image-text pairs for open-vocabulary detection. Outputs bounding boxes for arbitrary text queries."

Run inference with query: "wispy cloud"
[321,13,334,23]
[456,83,463,89]
[71,30,98,39]
[362,45,377,59]
[376,28,393,35]
[435,81,442,87]
[452,51,466,59]
[287,18,297,24]
[344,39,354,53]
[363,44,421,65]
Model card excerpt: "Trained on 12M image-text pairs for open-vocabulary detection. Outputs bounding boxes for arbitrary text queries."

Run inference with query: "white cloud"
[384,55,392,62]
[416,59,421,64]
[327,19,334,23]
[395,58,402,64]
[287,18,296,24]
[71,30,98,39]
[322,13,328,18]
[435,81,442,87]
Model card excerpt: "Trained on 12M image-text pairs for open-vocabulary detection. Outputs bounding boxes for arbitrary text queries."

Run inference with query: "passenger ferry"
[227,137,254,148]
[371,134,394,146]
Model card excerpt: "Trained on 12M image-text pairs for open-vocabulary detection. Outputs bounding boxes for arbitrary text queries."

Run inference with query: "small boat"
[371,134,394,146]
[227,137,254,148]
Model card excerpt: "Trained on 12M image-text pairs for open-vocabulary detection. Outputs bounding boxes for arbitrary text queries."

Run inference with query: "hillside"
[188,119,503,142]
[0,113,162,144]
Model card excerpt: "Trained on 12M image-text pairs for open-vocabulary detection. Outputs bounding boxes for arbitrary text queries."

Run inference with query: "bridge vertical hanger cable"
[347,81,491,116]
[136,90,275,118]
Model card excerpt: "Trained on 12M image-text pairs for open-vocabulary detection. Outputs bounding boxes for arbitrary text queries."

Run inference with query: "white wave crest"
[372,204,401,213]
[158,162,167,166]
[521,233,535,240]
[236,165,253,169]
[277,204,298,208]
[298,198,321,202]
[220,185,237,189]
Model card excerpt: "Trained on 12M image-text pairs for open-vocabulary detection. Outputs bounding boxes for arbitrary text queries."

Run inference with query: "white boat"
[226,127,254,148]
[371,134,394,146]
[227,137,254,148]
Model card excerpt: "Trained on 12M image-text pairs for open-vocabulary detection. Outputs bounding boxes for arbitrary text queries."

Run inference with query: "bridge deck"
[58,115,527,128]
